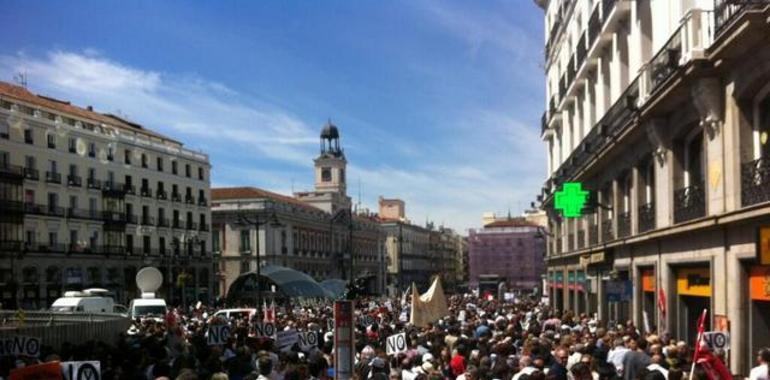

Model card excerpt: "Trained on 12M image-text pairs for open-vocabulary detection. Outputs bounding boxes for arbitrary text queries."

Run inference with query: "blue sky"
[0,1,545,232]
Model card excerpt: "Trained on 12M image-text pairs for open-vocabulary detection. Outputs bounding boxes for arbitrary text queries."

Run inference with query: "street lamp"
[236,202,283,320]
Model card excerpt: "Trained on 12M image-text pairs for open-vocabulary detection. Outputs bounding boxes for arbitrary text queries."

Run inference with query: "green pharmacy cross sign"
[554,182,589,218]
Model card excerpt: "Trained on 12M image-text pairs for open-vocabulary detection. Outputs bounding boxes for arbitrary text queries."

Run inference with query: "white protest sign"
[458,310,466,322]
[62,361,101,380]
[207,325,231,346]
[386,332,407,356]
[326,319,334,332]
[298,331,319,351]
[0,336,41,357]
[276,329,299,351]
[253,322,277,338]
[642,311,651,333]
[703,331,730,350]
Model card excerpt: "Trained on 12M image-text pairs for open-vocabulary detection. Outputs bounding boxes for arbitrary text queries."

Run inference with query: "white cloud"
[0,50,319,167]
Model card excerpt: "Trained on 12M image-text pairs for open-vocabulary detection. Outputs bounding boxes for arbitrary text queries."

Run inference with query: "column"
[612,179,620,240]
[631,166,640,235]
[726,254,745,372]
[647,119,674,229]
[692,78,725,216]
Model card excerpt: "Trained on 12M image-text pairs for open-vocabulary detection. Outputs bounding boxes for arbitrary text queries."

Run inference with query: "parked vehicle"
[50,288,116,313]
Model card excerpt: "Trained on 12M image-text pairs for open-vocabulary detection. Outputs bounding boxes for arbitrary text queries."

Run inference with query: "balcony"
[173,220,182,229]
[156,189,168,200]
[66,175,82,187]
[200,223,210,232]
[30,243,67,254]
[741,158,770,206]
[186,221,198,231]
[674,182,706,223]
[124,184,136,195]
[171,192,182,202]
[714,0,770,37]
[0,199,24,215]
[126,214,138,224]
[23,168,39,181]
[617,211,631,238]
[185,195,196,205]
[567,233,574,251]
[102,211,127,224]
[638,203,655,233]
[140,187,153,198]
[103,245,127,256]
[87,178,102,190]
[601,219,614,242]
[0,163,24,180]
[141,215,155,226]
[0,240,22,251]
[45,171,62,184]
[198,197,208,207]
[67,208,101,221]
[157,218,170,228]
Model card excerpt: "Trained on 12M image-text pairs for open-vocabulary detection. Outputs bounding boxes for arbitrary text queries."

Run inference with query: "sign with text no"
[253,322,277,338]
[62,361,101,380]
[0,336,41,357]
[207,325,231,346]
[703,331,730,350]
[386,332,407,356]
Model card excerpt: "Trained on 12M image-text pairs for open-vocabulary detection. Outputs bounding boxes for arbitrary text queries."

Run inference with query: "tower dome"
[320,120,339,139]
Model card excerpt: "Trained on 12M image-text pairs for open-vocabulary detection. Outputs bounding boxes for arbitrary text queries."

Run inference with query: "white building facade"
[537,0,770,373]
[0,81,213,308]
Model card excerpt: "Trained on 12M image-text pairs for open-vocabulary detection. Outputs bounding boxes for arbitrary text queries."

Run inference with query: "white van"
[128,298,168,321]
[213,308,256,321]
[50,289,116,313]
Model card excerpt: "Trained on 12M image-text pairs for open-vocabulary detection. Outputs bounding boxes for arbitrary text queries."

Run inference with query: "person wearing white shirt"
[607,339,630,374]
[750,348,770,380]
[512,356,538,380]
[646,355,669,380]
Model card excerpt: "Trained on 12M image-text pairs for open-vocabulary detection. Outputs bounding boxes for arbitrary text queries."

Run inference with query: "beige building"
[0,81,213,308]
[536,0,770,373]
[378,197,405,221]
[211,124,385,296]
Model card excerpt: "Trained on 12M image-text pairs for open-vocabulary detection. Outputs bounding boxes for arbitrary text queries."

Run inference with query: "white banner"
[276,329,299,351]
[298,331,319,351]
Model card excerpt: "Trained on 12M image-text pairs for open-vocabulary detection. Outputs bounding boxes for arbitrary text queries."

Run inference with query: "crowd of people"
[1,292,768,380]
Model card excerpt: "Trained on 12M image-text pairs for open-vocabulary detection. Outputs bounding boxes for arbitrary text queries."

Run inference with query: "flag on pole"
[409,277,449,328]
[263,300,275,323]
[689,309,732,380]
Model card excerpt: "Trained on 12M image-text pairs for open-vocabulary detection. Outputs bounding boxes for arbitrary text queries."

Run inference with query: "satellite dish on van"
[136,267,163,298]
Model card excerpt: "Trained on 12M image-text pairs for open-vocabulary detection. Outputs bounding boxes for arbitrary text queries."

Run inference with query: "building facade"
[428,225,466,292]
[468,219,545,291]
[0,82,213,308]
[381,220,431,293]
[211,124,385,296]
[536,0,770,373]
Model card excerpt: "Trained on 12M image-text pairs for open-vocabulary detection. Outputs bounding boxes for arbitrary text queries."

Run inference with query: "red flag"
[690,309,732,380]
[657,288,666,318]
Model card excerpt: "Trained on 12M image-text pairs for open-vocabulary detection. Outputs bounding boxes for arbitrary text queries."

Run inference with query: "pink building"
[468,219,545,291]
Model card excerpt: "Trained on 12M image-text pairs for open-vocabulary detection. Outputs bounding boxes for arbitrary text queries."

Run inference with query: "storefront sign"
[580,255,591,269]
[642,269,656,293]
[590,252,606,264]
[551,272,564,289]
[759,227,770,265]
[749,266,770,301]
[605,280,632,302]
[676,268,711,297]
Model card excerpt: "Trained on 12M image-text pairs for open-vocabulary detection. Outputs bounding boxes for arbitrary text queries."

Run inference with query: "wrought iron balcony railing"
[45,171,62,184]
[741,157,770,206]
[617,211,631,238]
[638,203,656,233]
[674,182,706,223]
[601,219,614,242]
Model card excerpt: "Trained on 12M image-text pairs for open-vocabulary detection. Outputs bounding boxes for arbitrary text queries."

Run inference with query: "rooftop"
[0,81,180,144]
[484,218,539,229]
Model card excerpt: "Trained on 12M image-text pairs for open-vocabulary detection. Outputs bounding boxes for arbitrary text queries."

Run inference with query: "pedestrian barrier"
[0,310,130,350]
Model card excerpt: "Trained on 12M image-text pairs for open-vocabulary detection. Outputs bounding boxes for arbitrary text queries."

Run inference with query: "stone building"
[211,123,385,296]
[468,218,545,291]
[536,0,770,373]
[0,81,213,308]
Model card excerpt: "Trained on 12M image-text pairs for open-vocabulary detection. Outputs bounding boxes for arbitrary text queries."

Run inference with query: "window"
[24,128,33,144]
[240,230,251,252]
[753,88,770,159]
[107,146,114,161]
[684,130,704,188]
[48,193,58,210]
[124,149,132,164]
[125,175,132,186]
[69,195,77,209]
[240,261,250,274]
[88,142,96,158]
[172,160,178,175]
[185,164,191,177]
[198,167,204,180]
[25,156,35,170]
[49,232,58,246]
[157,157,163,171]
[49,160,57,174]
[141,154,148,168]
[0,120,7,138]
[321,167,332,182]
[126,235,134,254]
[212,231,220,253]
[159,237,166,255]
[89,198,97,214]
[143,236,151,254]
[70,230,78,249]
[69,138,77,153]
[47,134,56,149]
[340,168,345,183]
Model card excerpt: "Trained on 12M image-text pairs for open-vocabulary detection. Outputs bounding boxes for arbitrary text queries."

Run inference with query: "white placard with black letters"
[0,336,41,357]
[386,332,407,356]
[298,331,319,351]
[207,325,231,346]
[703,331,730,350]
[62,361,101,380]
[253,322,277,338]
